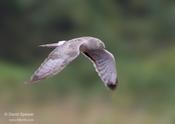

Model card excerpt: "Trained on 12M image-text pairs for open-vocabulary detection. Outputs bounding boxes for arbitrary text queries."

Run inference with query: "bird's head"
[85,37,105,50]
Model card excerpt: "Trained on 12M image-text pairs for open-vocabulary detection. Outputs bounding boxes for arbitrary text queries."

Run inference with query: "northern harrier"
[26,37,118,90]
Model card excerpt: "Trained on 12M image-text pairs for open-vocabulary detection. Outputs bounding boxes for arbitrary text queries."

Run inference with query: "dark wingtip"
[107,79,118,90]
[107,83,116,90]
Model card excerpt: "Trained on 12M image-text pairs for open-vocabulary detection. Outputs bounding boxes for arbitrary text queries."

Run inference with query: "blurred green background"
[0,0,175,124]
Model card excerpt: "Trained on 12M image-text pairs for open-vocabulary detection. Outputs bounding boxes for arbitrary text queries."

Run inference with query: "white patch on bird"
[57,41,66,46]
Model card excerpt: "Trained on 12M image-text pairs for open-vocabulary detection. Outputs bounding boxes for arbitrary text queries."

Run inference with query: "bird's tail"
[39,43,60,47]
[39,41,66,48]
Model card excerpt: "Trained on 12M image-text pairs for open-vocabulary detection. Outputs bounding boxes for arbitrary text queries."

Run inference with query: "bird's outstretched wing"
[26,45,80,84]
[82,49,117,90]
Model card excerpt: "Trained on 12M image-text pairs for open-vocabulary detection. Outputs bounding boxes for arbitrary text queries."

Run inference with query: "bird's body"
[26,37,118,90]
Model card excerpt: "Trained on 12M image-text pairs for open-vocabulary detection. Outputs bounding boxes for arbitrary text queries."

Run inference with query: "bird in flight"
[26,37,118,90]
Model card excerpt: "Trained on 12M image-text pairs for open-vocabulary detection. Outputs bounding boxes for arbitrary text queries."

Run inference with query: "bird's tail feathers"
[39,41,66,48]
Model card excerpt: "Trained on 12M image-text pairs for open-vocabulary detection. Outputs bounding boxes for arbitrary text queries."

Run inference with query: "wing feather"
[83,49,117,90]
[26,46,80,84]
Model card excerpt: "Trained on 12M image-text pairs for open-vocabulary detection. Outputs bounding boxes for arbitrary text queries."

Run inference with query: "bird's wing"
[82,49,117,90]
[26,44,80,84]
